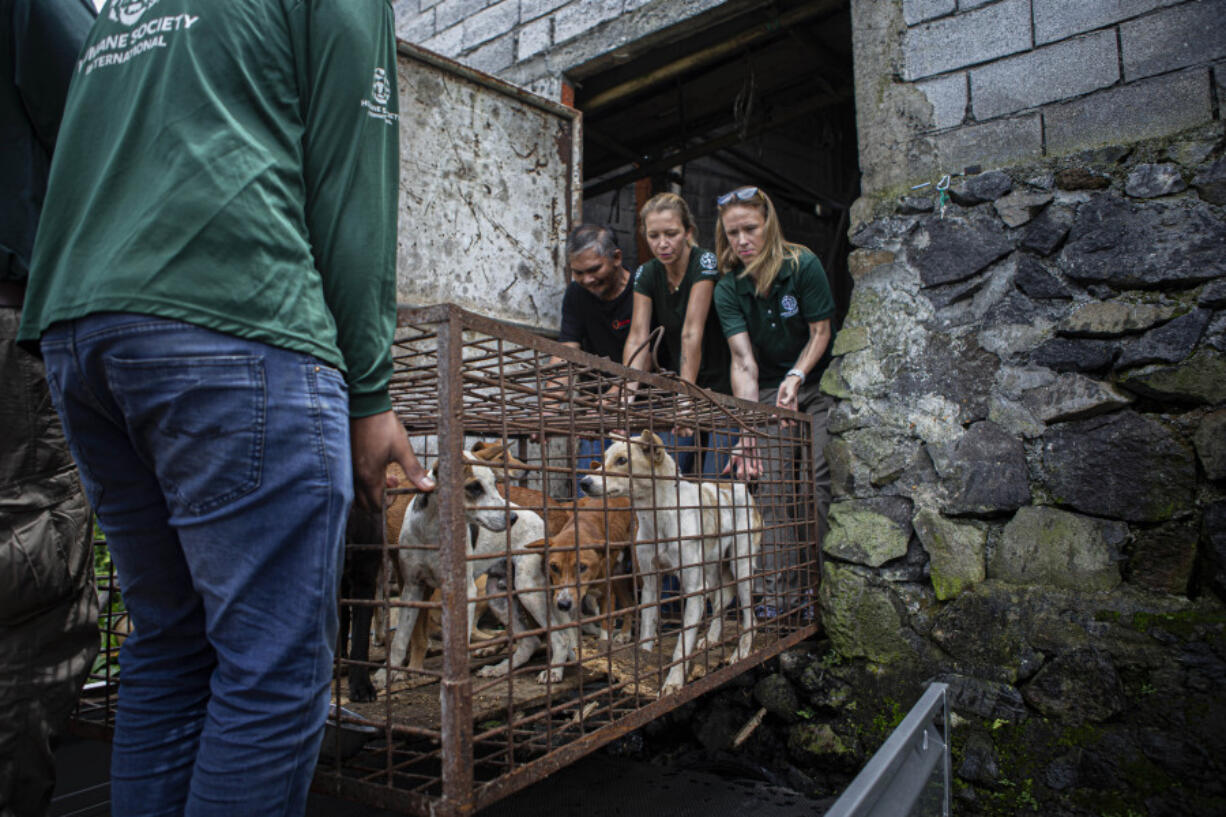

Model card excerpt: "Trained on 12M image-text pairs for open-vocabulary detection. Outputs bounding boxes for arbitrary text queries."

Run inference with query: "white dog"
[580,431,761,695]
[470,502,578,684]
[373,448,515,689]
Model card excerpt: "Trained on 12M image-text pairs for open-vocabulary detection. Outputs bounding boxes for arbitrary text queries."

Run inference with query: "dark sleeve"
[713,276,747,338]
[296,0,400,417]
[12,0,95,154]
[632,263,652,296]
[797,250,836,322]
[558,283,585,344]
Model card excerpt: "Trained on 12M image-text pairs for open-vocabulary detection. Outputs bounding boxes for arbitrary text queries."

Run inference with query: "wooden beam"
[634,178,653,263]
[581,0,842,113]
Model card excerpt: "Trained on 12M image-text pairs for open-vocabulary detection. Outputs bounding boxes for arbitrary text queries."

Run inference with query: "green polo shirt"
[632,246,732,395]
[19,0,401,418]
[713,247,836,389]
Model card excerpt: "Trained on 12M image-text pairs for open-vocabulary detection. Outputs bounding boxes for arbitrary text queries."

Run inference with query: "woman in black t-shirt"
[623,192,732,477]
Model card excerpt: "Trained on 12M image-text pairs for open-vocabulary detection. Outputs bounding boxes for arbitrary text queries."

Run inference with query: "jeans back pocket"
[105,355,266,517]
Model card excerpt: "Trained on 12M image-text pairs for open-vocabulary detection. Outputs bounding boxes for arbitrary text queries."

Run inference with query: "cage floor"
[337,622,786,730]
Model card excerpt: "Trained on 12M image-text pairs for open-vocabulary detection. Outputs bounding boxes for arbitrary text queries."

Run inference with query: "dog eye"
[615,456,626,465]
[578,563,588,572]
[549,563,561,574]
[464,482,483,498]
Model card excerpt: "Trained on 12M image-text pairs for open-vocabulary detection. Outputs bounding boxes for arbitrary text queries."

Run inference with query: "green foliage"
[91,537,125,678]
[869,698,904,737]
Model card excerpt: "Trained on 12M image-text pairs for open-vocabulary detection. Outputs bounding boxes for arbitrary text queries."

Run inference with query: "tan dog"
[581,431,762,695]
[543,496,637,644]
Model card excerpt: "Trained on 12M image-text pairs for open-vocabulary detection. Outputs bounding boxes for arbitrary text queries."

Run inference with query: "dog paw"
[472,643,502,659]
[476,660,510,678]
[728,636,754,665]
[536,667,563,684]
[348,672,377,703]
[371,668,389,690]
[612,631,632,646]
[639,640,656,653]
[660,669,686,696]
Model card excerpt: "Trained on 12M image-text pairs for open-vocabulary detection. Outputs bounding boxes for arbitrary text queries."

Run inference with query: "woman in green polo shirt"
[623,192,732,476]
[712,186,836,620]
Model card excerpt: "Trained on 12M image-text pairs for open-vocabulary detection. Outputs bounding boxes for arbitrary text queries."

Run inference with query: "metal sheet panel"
[395,43,581,333]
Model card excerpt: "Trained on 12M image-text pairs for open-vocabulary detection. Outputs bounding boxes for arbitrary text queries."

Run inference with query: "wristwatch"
[786,367,806,384]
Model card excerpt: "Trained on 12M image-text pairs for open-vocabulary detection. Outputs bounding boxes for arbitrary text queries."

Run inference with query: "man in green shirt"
[20,2,432,814]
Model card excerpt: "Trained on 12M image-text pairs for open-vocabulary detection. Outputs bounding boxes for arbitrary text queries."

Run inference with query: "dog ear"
[588,459,602,471]
[472,440,529,482]
[637,429,667,463]
[472,440,507,461]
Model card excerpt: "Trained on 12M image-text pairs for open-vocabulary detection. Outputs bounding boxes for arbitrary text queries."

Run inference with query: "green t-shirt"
[713,247,836,389]
[18,0,401,417]
[632,247,732,395]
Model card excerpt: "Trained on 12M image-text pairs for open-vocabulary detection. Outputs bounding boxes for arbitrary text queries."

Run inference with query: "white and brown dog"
[373,446,518,689]
[469,499,579,684]
[580,431,761,695]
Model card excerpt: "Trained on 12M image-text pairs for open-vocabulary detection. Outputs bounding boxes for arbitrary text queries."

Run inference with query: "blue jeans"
[658,429,735,479]
[41,313,353,817]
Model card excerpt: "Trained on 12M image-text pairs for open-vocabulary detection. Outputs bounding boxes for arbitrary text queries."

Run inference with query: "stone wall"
[811,127,1226,813]
[853,0,1225,195]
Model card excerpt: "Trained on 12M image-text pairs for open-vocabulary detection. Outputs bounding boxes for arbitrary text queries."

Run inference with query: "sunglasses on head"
[716,186,761,207]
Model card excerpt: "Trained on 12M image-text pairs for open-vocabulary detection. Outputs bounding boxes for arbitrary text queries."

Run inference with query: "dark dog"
[339,507,382,702]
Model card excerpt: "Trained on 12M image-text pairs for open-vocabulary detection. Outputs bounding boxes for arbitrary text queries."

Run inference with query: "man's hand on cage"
[723,435,762,481]
[350,410,434,511]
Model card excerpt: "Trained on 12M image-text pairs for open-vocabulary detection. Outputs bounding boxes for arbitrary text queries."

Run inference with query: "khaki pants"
[753,380,831,612]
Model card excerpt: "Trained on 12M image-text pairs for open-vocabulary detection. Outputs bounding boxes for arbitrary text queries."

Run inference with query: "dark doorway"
[570,0,858,323]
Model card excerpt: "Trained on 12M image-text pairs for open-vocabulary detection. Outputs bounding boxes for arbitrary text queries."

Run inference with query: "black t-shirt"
[558,279,634,361]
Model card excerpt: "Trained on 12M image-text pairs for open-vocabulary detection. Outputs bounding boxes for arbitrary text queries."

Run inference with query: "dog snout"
[509,511,518,525]
[578,476,594,492]
[556,592,572,612]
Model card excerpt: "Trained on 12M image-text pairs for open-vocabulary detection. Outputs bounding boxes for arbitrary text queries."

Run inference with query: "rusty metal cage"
[70,303,821,815]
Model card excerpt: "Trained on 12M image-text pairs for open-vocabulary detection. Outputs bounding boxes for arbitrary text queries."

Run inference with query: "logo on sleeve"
[699,251,718,275]
[780,294,799,318]
[110,0,161,25]
[634,265,644,284]
[372,67,391,105]
[362,67,399,125]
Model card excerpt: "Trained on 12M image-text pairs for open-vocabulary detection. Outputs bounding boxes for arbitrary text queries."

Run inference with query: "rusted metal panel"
[394,43,581,333]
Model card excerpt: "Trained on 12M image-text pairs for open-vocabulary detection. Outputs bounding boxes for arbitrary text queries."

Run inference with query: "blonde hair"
[639,192,697,247]
[714,187,801,298]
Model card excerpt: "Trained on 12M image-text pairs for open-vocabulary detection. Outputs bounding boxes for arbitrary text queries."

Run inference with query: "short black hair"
[566,223,619,259]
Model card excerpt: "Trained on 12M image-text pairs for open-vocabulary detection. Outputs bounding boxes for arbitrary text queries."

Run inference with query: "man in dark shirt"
[557,224,634,359]
[0,2,99,815]
[554,224,634,493]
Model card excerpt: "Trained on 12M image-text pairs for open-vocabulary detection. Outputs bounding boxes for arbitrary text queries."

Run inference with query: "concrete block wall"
[858,0,1225,194]
[392,0,726,98]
